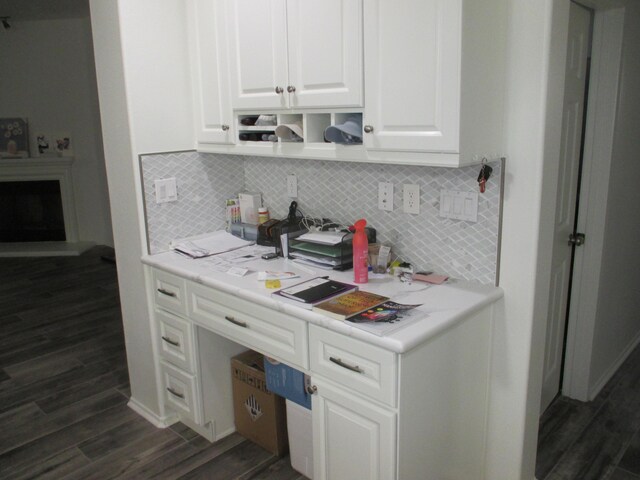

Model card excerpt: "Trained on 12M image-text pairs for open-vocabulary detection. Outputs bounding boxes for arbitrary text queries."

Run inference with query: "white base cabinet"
[146,265,494,479]
[312,377,396,480]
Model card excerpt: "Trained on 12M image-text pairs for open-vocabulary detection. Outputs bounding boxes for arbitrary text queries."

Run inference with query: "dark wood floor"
[0,246,304,480]
[2,246,640,479]
[537,339,640,480]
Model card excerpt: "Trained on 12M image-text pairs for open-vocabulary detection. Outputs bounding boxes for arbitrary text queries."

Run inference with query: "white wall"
[589,3,640,392]
[0,17,113,246]
[90,0,194,419]
[484,0,569,478]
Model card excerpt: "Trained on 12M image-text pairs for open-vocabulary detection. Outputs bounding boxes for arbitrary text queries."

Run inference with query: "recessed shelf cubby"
[235,112,363,146]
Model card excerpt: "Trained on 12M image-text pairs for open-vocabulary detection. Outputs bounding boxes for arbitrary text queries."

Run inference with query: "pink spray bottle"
[352,219,368,284]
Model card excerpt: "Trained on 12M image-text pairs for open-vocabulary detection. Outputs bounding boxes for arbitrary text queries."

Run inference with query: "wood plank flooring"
[2,246,640,479]
[537,340,640,480]
[0,247,305,480]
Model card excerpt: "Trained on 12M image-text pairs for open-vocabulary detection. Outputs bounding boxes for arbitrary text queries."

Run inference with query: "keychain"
[477,159,493,193]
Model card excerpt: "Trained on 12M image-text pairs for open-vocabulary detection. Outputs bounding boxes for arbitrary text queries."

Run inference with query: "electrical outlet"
[403,184,420,214]
[378,182,394,211]
[287,174,298,198]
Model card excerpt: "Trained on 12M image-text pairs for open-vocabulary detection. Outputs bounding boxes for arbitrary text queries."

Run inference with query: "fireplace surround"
[0,158,92,256]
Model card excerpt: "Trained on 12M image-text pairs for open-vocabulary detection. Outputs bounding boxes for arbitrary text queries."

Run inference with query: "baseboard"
[127,397,178,428]
[588,330,640,400]
[0,241,95,257]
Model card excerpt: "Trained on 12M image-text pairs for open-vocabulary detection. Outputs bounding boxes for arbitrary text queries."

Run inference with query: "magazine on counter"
[345,301,426,336]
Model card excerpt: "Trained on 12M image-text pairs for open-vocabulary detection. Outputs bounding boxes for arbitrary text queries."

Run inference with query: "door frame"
[561,6,624,401]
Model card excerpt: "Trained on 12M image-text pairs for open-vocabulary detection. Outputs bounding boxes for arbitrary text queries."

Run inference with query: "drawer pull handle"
[157,288,176,298]
[329,356,364,374]
[161,336,180,347]
[167,387,185,399]
[225,316,248,328]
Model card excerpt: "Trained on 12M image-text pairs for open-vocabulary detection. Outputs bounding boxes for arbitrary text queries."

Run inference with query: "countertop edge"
[142,254,503,354]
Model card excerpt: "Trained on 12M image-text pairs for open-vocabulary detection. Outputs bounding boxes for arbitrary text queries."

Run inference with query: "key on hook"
[477,163,493,193]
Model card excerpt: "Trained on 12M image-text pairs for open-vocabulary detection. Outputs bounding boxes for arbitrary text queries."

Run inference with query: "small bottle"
[352,218,368,284]
[258,207,270,224]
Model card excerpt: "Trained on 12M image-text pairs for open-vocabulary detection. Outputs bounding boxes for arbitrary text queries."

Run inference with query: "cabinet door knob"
[287,85,296,93]
[363,125,374,134]
[275,86,284,94]
[306,385,318,395]
[221,124,230,131]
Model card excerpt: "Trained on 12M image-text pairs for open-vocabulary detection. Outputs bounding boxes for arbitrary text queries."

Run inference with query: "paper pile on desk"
[171,231,254,258]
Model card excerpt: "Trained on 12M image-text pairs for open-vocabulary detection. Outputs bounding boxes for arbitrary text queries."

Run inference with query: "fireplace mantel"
[0,157,79,243]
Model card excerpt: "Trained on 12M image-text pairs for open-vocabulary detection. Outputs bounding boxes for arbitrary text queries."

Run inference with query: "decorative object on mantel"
[54,132,73,157]
[0,118,29,159]
[35,131,73,157]
[36,133,54,156]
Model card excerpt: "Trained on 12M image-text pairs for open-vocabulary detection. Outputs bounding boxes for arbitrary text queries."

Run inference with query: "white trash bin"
[286,399,314,479]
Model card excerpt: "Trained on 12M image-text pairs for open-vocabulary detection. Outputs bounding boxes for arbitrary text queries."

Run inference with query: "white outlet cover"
[378,182,394,211]
[439,189,478,222]
[403,184,420,214]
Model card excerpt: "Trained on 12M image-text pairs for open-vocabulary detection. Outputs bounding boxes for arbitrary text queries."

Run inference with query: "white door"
[312,377,396,480]
[363,0,461,152]
[226,0,289,110]
[189,0,233,144]
[286,0,363,109]
[541,2,592,413]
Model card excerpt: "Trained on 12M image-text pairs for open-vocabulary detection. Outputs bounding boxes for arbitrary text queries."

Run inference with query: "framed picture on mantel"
[0,118,30,159]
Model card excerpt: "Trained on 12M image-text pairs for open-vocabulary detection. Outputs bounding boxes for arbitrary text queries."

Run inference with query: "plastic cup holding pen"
[368,244,392,274]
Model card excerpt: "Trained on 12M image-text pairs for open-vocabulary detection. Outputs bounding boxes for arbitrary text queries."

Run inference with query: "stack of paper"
[171,231,254,258]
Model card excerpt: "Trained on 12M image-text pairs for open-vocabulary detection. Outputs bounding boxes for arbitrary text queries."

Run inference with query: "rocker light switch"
[155,178,178,204]
[439,189,478,222]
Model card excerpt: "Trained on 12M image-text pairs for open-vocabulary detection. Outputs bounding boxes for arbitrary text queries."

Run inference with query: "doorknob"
[568,233,586,246]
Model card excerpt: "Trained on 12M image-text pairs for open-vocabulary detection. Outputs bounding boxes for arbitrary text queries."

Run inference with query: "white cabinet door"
[188,0,234,144]
[226,0,289,110]
[363,0,461,152]
[286,0,363,108]
[312,377,396,480]
[227,0,363,110]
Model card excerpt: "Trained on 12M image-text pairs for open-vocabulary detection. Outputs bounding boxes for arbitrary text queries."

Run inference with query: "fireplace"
[0,158,81,254]
[0,180,66,242]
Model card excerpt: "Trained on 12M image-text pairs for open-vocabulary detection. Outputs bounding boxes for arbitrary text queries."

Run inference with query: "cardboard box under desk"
[231,350,288,456]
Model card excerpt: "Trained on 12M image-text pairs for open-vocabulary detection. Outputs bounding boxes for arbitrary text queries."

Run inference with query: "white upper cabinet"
[364,0,461,154]
[188,0,234,144]
[227,0,363,110]
[363,0,506,166]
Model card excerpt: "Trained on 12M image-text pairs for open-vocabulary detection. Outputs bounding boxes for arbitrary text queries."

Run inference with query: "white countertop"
[142,250,503,353]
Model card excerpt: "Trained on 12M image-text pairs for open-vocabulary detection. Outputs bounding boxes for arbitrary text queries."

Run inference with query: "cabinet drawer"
[160,361,203,425]
[188,282,308,370]
[309,324,397,407]
[156,309,195,373]
[152,269,187,316]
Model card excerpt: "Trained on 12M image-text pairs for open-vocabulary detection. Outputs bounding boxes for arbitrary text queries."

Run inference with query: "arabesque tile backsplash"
[141,151,502,284]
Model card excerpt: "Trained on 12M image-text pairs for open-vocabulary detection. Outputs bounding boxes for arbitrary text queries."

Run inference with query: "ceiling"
[0,0,89,22]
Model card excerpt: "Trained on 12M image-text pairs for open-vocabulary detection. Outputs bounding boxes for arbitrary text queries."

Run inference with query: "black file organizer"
[288,227,376,271]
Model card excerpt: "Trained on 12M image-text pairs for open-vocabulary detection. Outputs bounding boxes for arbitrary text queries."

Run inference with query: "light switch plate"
[155,178,177,204]
[378,182,394,211]
[439,189,478,222]
[287,174,298,198]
